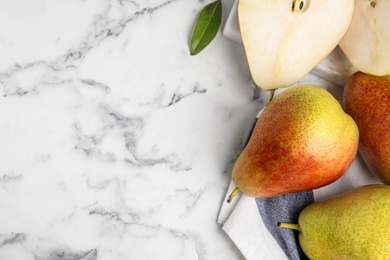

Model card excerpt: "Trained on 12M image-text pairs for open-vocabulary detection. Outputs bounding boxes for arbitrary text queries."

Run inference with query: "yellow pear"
[279,184,390,259]
[228,84,358,201]
[238,0,355,89]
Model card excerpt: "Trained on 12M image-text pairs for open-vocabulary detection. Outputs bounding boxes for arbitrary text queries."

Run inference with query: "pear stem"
[277,222,301,232]
[267,89,276,104]
[227,187,241,203]
[369,0,376,7]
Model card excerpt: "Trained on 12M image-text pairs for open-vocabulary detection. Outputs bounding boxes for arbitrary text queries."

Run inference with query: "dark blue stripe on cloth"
[256,192,314,260]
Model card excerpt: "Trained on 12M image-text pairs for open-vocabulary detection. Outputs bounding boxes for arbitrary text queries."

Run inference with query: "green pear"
[228,85,358,201]
[278,184,390,259]
[343,71,390,184]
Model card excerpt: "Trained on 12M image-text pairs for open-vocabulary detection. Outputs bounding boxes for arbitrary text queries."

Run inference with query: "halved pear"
[339,0,390,76]
[238,0,355,90]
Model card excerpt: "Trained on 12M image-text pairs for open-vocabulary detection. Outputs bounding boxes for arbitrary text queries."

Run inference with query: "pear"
[228,84,358,201]
[339,0,390,76]
[343,71,390,184]
[278,184,390,259]
[238,0,355,90]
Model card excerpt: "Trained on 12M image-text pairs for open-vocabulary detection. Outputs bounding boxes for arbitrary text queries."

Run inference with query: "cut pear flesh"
[339,0,390,76]
[238,0,355,89]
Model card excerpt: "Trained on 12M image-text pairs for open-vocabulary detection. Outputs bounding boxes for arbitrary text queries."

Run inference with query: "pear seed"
[292,0,306,13]
[368,0,376,7]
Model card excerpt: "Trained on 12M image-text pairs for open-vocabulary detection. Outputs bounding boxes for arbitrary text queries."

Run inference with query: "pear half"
[238,0,355,90]
[339,0,390,76]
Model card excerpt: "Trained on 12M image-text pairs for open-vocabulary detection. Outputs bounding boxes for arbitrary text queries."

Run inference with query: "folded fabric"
[217,109,381,260]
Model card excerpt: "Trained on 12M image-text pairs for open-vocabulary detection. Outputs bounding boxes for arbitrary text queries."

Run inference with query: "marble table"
[0,1,343,259]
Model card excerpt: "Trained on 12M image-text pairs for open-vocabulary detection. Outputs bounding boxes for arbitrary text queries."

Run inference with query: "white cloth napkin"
[216,85,381,260]
[217,105,381,260]
[217,86,381,259]
[218,156,381,260]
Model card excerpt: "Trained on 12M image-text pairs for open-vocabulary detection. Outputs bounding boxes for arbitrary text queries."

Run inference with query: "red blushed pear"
[228,85,359,202]
[343,71,390,184]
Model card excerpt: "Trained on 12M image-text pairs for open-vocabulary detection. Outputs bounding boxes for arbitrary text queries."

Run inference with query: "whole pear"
[279,184,390,259]
[229,84,358,200]
[343,71,390,184]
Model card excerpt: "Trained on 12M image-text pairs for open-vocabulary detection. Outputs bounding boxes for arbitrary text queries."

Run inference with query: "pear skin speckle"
[298,184,390,259]
[344,72,390,184]
[232,84,359,197]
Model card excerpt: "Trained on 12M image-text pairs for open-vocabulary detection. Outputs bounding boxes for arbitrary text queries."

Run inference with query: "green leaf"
[189,0,222,55]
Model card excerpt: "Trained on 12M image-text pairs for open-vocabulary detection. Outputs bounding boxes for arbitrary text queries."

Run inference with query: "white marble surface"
[0,1,343,259]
